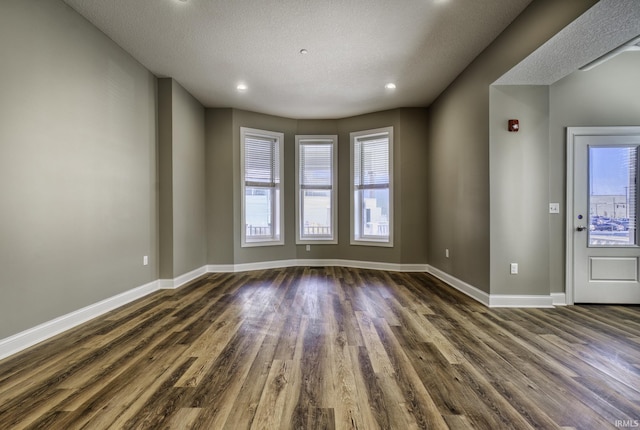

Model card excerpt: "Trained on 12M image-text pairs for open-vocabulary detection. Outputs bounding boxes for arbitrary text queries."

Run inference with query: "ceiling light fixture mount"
[385,83,396,90]
[299,49,308,55]
[236,83,248,92]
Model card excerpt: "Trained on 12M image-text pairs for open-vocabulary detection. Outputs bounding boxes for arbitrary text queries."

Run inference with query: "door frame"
[565,126,640,305]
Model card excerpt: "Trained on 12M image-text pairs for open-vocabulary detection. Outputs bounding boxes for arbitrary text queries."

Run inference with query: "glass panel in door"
[588,146,637,246]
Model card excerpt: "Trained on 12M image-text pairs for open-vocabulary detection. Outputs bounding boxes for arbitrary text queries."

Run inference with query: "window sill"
[350,238,394,248]
[241,239,285,248]
[296,239,338,245]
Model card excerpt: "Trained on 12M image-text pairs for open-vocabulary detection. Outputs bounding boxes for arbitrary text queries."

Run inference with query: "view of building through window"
[301,190,332,236]
[297,138,336,242]
[589,146,637,246]
[362,189,390,237]
[241,128,283,246]
[245,187,275,237]
[351,127,393,245]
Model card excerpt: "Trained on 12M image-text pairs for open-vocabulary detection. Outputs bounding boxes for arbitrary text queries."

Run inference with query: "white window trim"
[295,135,338,245]
[350,126,394,247]
[240,127,285,247]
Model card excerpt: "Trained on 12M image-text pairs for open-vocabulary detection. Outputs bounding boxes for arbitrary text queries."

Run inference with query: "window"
[350,127,393,246]
[296,135,338,244]
[241,127,284,247]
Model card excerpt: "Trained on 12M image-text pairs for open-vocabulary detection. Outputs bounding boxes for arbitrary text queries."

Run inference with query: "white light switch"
[549,203,560,214]
[510,263,518,275]
[143,255,149,266]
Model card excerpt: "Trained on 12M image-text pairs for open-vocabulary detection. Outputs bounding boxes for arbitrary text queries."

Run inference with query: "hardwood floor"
[1,267,639,429]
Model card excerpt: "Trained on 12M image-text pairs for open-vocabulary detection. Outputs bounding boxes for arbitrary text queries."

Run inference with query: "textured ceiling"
[495,0,640,85]
[62,0,532,119]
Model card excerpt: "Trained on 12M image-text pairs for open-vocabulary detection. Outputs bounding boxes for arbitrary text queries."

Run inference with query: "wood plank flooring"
[1,267,639,429]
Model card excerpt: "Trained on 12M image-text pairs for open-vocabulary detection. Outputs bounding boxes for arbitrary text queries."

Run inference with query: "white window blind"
[241,128,284,247]
[300,144,332,190]
[351,127,393,246]
[354,136,390,190]
[244,135,280,186]
[296,136,337,243]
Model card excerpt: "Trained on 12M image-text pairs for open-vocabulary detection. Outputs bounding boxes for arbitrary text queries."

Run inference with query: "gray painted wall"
[485,52,640,297]
[427,0,597,293]
[231,110,299,264]
[490,86,550,295]
[206,109,235,265]
[158,78,206,278]
[158,79,174,279]
[204,108,429,266]
[0,0,158,337]
[170,80,207,276]
[548,52,640,293]
[336,110,403,264]
[398,109,430,265]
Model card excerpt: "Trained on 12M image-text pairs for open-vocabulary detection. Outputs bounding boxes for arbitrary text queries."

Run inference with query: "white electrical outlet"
[143,255,149,266]
[510,263,518,274]
[445,248,450,258]
[549,203,560,214]
[306,245,310,251]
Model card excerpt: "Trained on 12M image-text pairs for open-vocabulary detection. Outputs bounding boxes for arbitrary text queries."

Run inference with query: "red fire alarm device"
[508,119,519,132]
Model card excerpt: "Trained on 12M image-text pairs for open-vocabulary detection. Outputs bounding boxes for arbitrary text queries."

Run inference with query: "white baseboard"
[207,260,300,273]
[329,259,428,272]
[0,280,160,361]
[489,294,554,308]
[427,265,557,308]
[426,265,491,306]
[208,259,429,273]
[160,266,209,289]
[205,264,236,273]
[157,279,174,289]
[551,292,567,306]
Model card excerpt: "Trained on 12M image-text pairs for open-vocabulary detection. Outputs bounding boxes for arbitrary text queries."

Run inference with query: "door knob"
[576,225,587,232]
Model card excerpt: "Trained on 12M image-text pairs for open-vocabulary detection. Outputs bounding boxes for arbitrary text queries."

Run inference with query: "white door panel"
[589,257,638,281]
[568,127,640,304]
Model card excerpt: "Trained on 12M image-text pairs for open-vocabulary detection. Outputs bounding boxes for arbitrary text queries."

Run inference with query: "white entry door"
[568,127,640,304]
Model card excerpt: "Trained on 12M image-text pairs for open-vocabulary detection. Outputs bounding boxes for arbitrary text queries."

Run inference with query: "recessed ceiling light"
[299,49,308,55]
[385,83,396,90]
[236,83,248,91]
